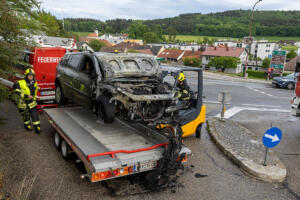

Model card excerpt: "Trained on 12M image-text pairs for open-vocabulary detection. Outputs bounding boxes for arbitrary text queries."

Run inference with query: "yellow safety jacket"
[14,79,38,109]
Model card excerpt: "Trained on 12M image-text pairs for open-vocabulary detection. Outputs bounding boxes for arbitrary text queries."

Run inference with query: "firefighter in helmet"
[175,72,191,101]
[13,68,41,134]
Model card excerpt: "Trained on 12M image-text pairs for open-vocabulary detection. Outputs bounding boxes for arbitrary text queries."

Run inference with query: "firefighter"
[176,72,191,101]
[13,68,41,134]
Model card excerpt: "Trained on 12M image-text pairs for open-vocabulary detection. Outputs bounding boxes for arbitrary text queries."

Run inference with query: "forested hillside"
[64,10,300,38]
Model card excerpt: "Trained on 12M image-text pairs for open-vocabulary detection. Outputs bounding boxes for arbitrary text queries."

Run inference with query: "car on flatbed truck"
[55,52,206,138]
[55,52,176,123]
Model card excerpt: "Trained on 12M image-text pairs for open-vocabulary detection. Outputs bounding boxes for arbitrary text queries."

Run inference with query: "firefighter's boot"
[24,121,32,131]
[34,125,41,134]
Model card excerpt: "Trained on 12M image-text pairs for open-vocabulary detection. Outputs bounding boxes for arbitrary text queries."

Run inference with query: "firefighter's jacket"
[14,79,38,109]
[176,80,191,101]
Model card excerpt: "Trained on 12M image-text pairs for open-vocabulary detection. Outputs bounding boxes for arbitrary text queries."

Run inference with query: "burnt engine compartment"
[112,80,175,122]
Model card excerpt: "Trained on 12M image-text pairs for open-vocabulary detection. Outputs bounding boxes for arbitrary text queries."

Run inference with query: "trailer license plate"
[41,91,55,96]
[140,161,156,171]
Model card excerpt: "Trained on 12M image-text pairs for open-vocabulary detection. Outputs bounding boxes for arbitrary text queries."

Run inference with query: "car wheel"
[287,82,295,90]
[196,124,202,138]
[97,95,115,123]
[55,84,66,105]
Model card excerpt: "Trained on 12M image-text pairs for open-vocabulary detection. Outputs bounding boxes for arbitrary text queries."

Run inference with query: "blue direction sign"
[263,127,282,148]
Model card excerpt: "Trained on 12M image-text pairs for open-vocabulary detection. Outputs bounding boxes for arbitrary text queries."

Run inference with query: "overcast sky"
[40,0,300,20]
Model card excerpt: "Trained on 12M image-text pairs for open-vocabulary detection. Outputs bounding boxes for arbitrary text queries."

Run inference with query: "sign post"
[271,50,286,75]
[262,125,282,166]
[218,92,231,121]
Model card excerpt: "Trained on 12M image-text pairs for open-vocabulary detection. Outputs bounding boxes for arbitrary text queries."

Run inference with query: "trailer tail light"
[92,166,138,182]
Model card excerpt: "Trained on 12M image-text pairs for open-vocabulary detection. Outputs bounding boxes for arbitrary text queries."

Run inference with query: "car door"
[73,55,96,108]
[63,54,82,100]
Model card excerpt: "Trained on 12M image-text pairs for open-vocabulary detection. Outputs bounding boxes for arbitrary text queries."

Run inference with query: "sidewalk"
[207,117,286,182]
[203,71,271,84]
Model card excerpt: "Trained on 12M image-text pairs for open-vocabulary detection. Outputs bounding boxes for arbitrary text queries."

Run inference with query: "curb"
[207,118,286,182]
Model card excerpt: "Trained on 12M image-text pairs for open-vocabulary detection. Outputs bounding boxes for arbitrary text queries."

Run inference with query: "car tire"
[54,132,61,151]
[196,124,202,138]
[55,84,66,105]
[287,82,295,90]
[61,140,71,160]
[97,95,115,123]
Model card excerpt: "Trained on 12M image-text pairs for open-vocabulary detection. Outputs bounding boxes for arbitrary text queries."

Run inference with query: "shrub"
[246,70,266,79]
[183,57,202,67]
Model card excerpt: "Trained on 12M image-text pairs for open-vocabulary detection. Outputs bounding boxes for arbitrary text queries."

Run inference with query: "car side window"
[60,54,70,66]
[79,56,96,76]
[68,54,83,70]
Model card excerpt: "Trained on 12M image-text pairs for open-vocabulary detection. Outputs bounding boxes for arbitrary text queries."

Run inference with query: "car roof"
[161,65,202,73]
[94,52,156,59]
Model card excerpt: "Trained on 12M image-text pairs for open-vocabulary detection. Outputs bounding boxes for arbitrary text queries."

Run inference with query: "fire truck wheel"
[61,140,71,160]
[196,124,202,138]
[54,132,61,151]
[55,85,66,105]
[97,95,115,123]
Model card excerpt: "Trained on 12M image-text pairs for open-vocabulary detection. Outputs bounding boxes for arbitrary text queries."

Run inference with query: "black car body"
[55,52,177,123]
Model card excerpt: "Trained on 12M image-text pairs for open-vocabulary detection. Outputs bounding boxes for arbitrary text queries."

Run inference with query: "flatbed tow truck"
[44,106,192,183]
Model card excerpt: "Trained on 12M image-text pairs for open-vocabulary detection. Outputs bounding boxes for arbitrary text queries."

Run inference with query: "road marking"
[214,107,243,118]
[214,106,290,119]
[203,101,221,104]
[242,104,281,108]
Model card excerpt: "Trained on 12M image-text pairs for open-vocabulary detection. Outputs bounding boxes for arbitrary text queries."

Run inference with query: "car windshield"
[286,73,295,78]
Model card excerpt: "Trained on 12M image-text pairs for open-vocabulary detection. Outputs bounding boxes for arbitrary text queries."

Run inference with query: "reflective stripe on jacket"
[14,79,38,100]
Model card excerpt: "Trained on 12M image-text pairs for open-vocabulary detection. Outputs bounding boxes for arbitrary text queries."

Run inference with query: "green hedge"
[246,70,292,79]
[246,70,266,79]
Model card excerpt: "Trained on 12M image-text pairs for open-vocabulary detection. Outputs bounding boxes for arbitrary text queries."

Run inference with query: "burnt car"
[55,52,178,123]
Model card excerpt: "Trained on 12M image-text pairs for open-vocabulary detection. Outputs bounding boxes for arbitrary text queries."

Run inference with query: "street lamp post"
[244,0,262,78]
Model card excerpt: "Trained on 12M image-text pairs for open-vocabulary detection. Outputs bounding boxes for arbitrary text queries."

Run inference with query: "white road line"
[242,104,281,108]
[214,106,290,119]
[214,107,243,118]
[203,101,221,104]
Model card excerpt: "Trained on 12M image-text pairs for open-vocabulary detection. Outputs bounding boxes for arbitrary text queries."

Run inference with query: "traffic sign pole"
[263,148,268,166]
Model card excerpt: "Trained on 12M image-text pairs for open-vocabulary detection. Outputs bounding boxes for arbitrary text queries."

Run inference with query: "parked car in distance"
[272,73,298,90]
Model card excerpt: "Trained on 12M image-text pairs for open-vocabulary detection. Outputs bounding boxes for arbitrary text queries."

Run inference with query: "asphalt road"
[0,73,299,200]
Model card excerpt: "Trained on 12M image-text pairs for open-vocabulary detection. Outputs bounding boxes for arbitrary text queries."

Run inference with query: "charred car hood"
[97,53,162,79]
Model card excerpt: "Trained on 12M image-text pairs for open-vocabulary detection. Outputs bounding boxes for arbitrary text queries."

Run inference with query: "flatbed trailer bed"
[44,107,191,182]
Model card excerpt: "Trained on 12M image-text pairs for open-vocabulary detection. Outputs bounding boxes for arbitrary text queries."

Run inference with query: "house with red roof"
[201,46,247,73]
[158,49,185,62]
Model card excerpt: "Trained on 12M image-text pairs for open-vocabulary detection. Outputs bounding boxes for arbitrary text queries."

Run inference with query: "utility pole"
[244,0,263,78]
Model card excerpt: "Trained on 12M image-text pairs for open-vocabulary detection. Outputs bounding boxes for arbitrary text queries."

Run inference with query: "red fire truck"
[1,47,70,106]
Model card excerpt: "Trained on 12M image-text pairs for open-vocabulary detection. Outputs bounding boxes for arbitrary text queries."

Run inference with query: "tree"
[287,50,297,59]
[208,57,240,72]
[183,58,202,67]
[167,27,176,42]
[203,37,209,45]
[128,22,147,39]
[154,24,163,40]
[37,11,64,36]
[262,58,271,69]
[89,39,106,51]
[0,0,41,102]
[143,32,158,44]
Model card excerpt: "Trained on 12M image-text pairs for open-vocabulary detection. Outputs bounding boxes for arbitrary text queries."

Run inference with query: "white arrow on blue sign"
[262,127,282,148]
